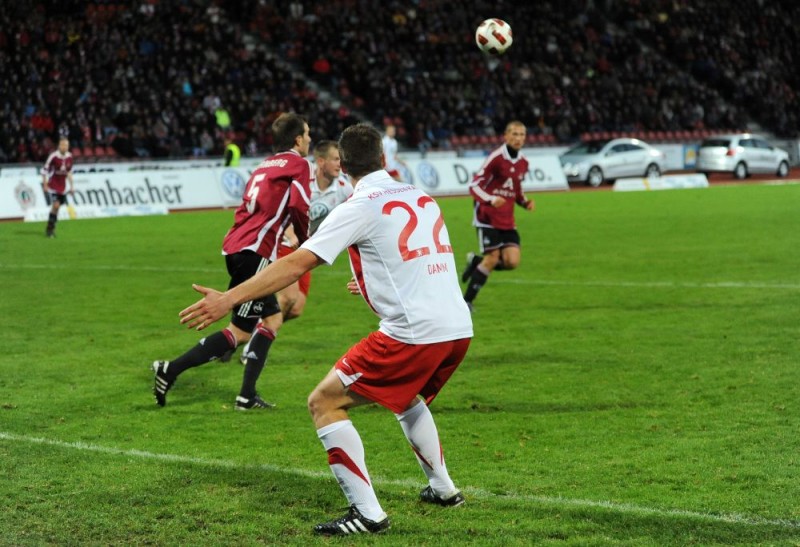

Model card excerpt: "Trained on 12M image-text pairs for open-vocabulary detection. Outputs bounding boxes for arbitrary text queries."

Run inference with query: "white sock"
[317,420,386,522]
[396,402,457,497]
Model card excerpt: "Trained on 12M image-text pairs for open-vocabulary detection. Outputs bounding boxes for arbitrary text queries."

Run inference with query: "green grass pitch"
[1,183,799,545]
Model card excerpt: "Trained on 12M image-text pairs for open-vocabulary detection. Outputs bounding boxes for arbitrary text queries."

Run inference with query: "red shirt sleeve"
[469,155,497,204]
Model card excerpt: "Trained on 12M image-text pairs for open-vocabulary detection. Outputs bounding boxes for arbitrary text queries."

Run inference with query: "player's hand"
[346,278,361,295]
[525,199,535,211]
[179,284,232,330]
[491,196,506,208]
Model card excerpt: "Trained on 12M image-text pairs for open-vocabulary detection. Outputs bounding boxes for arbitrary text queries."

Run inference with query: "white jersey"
[381,135,400,171]
[309,175,353,235]
[302,170,473,344]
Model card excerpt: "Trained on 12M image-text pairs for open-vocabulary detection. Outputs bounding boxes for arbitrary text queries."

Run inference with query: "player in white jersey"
[309,141,354,235]
[381,123,406,181]
[180,123,473,536]
[276,140,353,322]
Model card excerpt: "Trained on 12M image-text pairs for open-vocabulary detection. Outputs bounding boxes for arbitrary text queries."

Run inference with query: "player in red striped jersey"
[152,113,313,410]
[41,136,74,238]
[461,120,535,310]
[230,140,353,365]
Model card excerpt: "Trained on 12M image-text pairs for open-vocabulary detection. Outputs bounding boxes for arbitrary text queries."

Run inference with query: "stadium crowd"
[0,0,356,164]
[606,0,799,140]
[1,0,796,164]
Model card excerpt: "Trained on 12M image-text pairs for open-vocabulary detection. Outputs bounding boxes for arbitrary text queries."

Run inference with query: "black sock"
[464,268,489,303]
[169,329,237,377]
[47,213,57,232]
[239,325,276,399]
[461,253,483,282]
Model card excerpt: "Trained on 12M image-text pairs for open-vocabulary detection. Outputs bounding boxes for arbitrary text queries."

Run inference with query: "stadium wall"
[0,152,569,221]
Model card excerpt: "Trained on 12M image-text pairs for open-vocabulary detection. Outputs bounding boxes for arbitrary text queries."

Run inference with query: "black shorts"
[225,251,281,332]
[47,191,69,206]
[477,227,521,253]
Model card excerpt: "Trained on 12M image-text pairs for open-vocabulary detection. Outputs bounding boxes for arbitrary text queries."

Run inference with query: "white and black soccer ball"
[475,18,513,56]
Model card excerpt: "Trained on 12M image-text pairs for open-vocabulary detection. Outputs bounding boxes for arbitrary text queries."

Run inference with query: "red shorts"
[334,331,471,413]
[277,243,311,296]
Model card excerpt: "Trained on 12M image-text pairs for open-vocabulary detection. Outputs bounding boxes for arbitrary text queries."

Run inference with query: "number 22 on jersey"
[382,196,453,262]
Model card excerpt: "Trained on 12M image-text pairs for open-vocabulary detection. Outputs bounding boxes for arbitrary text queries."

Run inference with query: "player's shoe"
[234,394,276,410]
[152,361,174,407]
[461,252,481,283]
[313,506,390,536]
[46,229,56,238]
[419,485,465,507]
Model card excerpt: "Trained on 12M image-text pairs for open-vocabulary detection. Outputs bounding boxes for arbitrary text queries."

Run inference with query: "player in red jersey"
[231,140,353,365]
[152,113,313,410]
[41,136,74,238]
[179,123,473,536]
[461,120,535,310]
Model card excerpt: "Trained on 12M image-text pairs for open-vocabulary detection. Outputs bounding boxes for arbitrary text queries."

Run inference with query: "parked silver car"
[560,138,665,187]
[696,134,790,179]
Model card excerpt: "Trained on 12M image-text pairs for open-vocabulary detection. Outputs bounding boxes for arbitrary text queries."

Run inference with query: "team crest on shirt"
[14,180,36,210]
[309,202,330,221]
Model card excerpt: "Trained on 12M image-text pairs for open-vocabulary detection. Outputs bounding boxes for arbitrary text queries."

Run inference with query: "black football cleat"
[419,485,465,507]
[152,361,175,407]
[313,506,390,536]
[234,394,276,410]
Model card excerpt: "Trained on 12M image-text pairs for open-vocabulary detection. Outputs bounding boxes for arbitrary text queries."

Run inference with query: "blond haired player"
[461,120,535,310]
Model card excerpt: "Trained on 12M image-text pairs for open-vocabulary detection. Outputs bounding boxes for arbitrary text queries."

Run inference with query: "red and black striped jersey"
[468,144,529,230]
[41,151,73,193]
[222,150,312,260]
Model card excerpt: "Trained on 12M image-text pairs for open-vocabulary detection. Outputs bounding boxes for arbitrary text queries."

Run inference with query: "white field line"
[1,431,798,530]
[493,278,800,290]
[1,262,798,290]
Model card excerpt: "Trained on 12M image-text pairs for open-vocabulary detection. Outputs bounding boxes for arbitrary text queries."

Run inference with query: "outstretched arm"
[180,249,324,330]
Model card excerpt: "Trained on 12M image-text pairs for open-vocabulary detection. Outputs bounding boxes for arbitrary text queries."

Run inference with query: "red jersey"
[41,151,74,194]
[222,150,312,260]
[468,144,530,230]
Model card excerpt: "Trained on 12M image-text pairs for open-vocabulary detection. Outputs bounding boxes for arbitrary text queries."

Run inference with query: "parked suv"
[696,134,790,179]
[560,138,665,187]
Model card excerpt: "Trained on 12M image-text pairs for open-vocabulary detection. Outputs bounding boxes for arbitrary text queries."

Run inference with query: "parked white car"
[696,134,790,179]
[560,138,665,187]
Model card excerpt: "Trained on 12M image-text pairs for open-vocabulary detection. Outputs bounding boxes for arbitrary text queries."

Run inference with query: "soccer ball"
[475,18,513,55]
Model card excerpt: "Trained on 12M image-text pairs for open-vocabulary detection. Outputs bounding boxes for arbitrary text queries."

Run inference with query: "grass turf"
[1,182,799,545]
